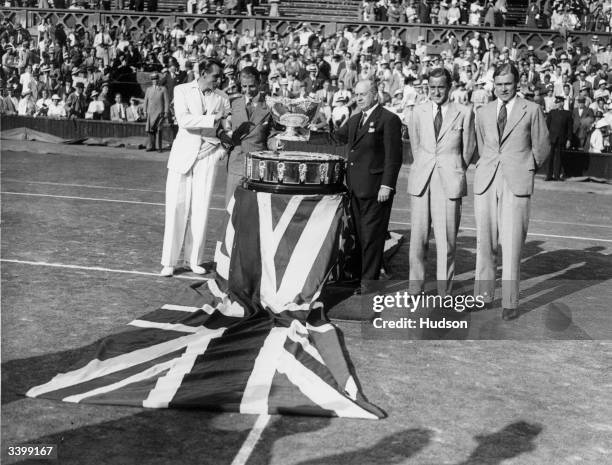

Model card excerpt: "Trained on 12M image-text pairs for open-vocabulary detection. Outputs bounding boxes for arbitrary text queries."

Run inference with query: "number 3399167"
[6,445,57,459]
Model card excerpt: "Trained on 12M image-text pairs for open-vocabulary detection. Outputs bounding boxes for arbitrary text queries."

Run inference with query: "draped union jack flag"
[27,188,385,419]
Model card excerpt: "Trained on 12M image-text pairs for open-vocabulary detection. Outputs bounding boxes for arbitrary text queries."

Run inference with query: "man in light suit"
[225,66,279,206]
[160,59,231,277]
[473,63,550,320]
[109,93,127,121]
[334,80,403,292]
[407,68,476,296]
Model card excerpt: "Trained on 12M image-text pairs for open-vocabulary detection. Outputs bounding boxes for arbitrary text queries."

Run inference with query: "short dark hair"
[199,58,224,75]
[493,63,519,83]
[428,67,452,87]
[239,66,260,83]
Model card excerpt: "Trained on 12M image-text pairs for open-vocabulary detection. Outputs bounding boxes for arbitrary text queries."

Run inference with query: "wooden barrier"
[0,114,174,141]
[2,114,610,180]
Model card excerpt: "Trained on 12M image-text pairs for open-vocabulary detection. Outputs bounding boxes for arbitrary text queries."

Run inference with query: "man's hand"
[377,185,392,202]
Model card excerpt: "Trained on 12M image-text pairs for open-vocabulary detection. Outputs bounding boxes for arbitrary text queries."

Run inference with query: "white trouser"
[161,153,219,268]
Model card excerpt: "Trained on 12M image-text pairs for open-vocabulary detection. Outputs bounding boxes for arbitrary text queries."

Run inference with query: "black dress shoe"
[502,307,520,321]
[544,176,553,181]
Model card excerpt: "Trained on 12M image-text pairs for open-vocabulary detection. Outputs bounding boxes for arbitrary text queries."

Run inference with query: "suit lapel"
[437,103,460,142]
[192,83,204,115]
[486,101,499,146]
[352,105,382,146]
[501,97,527,143]
[234,96,249,126]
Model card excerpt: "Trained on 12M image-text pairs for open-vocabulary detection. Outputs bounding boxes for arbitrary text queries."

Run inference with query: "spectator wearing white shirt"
[110,93,128,121]
[35,88,52,115]
[85,90,105,119]
[331,79,351,106]
[18,88,36,116]
[47,94,67,119]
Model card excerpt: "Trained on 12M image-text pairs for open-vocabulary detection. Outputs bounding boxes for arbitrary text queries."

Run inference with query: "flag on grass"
[27,188,385,419]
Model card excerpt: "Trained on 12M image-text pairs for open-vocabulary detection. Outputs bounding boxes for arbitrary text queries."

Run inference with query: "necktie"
[434,104,442,139]
[359,112,367,128]
[497,102,507,139]
[245,99,252,119]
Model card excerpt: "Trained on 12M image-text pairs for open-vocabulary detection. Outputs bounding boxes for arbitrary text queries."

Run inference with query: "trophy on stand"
[265,96,321,141]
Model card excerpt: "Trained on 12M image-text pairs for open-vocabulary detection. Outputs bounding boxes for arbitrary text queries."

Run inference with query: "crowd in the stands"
[1,16,611,151]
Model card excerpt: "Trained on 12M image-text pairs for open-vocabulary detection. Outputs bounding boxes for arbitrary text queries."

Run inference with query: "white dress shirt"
[496,95,517,119]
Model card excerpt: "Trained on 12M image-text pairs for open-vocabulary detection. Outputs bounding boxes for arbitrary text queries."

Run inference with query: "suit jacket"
[227,93,275,175]
[407,102,476,199]
[547,109,572,144]
[335,105,403,198]
[126,104,144,122]
[110,102,127,121]
[571,107,595,138]
[167,80,229,174]
[474,97,550,196]
[143,84,169,132]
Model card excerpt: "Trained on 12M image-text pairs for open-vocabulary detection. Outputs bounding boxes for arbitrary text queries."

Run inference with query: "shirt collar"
[362,103,378,120]
[497,95,517,112]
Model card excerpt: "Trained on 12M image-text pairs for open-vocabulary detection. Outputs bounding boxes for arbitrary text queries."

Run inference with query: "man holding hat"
[546,95,572,180]
[160,58,231,277]
[143,72,170,152]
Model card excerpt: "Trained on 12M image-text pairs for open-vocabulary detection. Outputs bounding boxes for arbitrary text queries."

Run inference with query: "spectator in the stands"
[3,86,18,115]
[126,96,144,122]
[35,88,52,114]
[18,88,36,115]
[65,81,87,118]
[572,96,595,148]
[110,92,127,121]
[47,94,67,118]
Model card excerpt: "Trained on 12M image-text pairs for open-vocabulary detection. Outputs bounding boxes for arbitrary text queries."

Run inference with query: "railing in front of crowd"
[1,7,606,55]
[2,114,611,180]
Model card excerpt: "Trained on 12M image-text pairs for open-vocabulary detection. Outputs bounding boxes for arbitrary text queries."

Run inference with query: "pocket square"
[368,128,376,133]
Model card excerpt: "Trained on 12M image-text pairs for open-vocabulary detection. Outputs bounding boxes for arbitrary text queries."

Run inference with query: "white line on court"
[390,207,612,229]
[1,191,227,210]
[2,179,226,198]
[3,191,609,243]
[230,414,271,465]
[0,259,209,281]
[389,221,612,243]
[4,180,607,228]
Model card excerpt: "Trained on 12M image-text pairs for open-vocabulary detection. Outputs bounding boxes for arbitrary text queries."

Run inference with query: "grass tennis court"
[2,140,611,464]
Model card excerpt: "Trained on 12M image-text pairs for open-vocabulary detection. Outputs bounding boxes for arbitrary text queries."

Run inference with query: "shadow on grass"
[457,421,543,465]
[2,341,101,406]
[293,428,433,465]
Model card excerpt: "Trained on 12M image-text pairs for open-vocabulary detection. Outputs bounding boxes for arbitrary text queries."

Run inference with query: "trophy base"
[245,180,346,195]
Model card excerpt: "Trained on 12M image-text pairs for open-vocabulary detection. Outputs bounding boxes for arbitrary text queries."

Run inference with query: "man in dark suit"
[546,96,573,181]
[334,80,403,291]
[571,97,595,149]
[225,66,279,205]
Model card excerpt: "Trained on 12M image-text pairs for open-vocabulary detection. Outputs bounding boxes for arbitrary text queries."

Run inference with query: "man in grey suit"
[407,68,476,297]
[143,73,170,152]
[225,66,280,206]
[473,63,551,320]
